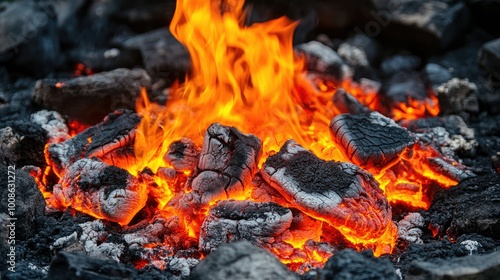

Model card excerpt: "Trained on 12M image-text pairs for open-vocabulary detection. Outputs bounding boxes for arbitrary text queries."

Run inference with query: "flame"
[131,0,344,176]
[128,0,398,267]
[31,0,462,271]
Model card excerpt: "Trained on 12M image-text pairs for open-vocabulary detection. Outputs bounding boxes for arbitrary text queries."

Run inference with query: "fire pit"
[1,0,500,279]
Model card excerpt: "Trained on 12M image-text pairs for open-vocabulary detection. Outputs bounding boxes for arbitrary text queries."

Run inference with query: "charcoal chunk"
[0,122,47,168]
[378,0,470,53]
[435,78,479,116]
[52,158,147,225]
[330,112,415,168]
[478,37,500,80]
[381,55,421,76]
[119,28,190,79]
[199,200,293,252]
[381,71,428,104]
[188,123,261,204]
[0,165,45,240]
[34,68,151,124]
[423,63,452,90]
[295,41,351,80]
[318,249,398,280]
[424,173,500,239]
[261,140,395,247]
[187,241,299,280]
[406,251,500,280]
[332,89,372,115]
[47,110,140,176]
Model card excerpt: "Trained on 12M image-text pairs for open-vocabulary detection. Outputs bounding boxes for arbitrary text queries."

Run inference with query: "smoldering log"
[332,89,372,115]
[182,123,262,206]
[199,200,293,253]
[34,68,151,124]
[330,112,415,168]
[47,110,140,176]
[52,158,148,225]
[260,140,393,241]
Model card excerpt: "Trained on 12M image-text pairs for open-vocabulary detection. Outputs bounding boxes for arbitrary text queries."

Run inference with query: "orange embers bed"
[129,0,397,269]
[34,0,462,272]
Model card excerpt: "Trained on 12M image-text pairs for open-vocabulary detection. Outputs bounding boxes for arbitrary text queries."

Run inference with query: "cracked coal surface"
[330,112,415,168]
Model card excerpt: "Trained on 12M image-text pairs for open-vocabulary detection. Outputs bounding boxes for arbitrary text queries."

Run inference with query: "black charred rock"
[332,89,372,115]
[34,68,151,125]
[199,200,293,253]
[424,172,500,239]
[435,78,479,117]
[0,165,45,240]
[118,28,190,81]
[0,0,60,77]
[295,41,351,80]
[0,121,47,168]
[374,0,470,54]
[478,37,500,80]
[403,115,474,138]
[397,233,499,277]
[381,55,421,77]
[423,63,453,90]
[47,110,140,176]
[330,112,415,168]
[381,71,428,108]
[187,241,299,280]
[318,249,398,280]
[112,0,177,33]
[164,138,201,173]
[406,251,500,280]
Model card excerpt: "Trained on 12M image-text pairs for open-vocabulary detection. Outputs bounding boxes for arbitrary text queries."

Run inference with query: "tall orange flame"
[132,0,345,177]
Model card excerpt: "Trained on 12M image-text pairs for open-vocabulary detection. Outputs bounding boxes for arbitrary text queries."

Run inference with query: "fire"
[130,0,396,267]
[31,0,465,272]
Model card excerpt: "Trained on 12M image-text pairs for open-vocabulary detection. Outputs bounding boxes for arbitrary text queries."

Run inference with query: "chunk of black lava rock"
[318,249,398,280]
[330,112,415,168]
[406,250,500,280]
[118,28,190,80]
[34,68,151,124]
[424,172,500,239]
[187,241,298,280]
[261,140,393,243]
[47,110,140,176]
[0,121,47,167]
[332,89,372,115]
[0,165,45,240]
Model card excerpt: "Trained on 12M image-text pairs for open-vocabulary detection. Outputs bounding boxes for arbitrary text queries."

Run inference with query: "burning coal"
[30,0,475,272]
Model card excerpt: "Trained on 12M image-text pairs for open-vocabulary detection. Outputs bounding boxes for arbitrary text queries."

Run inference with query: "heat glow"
[124,0,447,269]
